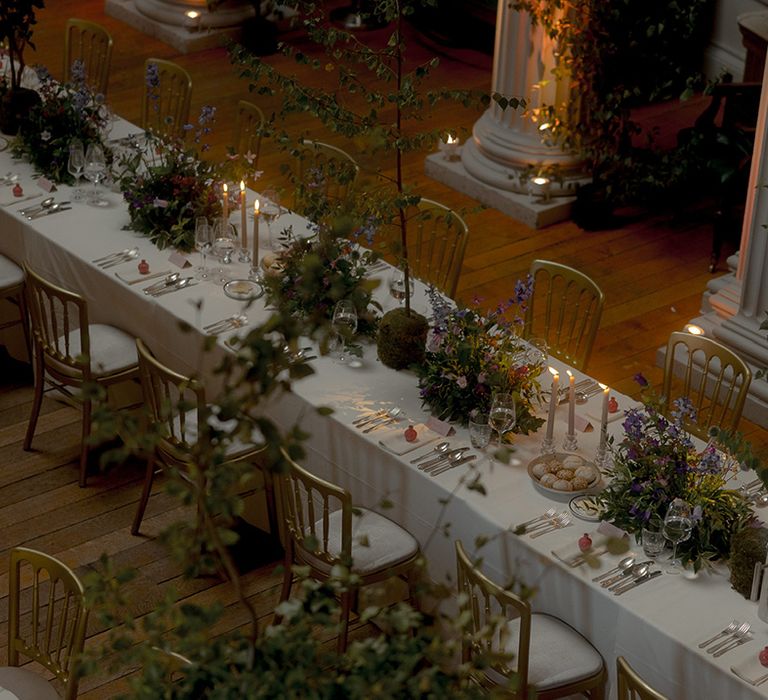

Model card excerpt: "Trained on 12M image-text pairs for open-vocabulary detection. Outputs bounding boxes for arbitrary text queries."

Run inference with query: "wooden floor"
[1,1,766,696]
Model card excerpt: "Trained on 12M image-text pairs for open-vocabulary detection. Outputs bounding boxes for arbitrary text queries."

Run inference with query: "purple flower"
[145,63,160,92]
[70,59,86,85]
[633,372,649,387]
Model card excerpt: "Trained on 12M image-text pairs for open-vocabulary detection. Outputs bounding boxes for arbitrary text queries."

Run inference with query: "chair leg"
[79,398,92,487]
[131,453,157,535]
[17,291,31,363]
[337,588,354,653]
[272,547,294,627]
[23,346,45,452]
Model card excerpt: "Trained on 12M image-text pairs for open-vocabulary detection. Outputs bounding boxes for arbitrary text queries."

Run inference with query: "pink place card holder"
[36,176,56,192]
[168,251,192,268]
[424,416,454,437]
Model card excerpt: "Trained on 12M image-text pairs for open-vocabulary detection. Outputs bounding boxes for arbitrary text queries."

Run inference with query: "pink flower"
[477,372,487,384]
[456,376,468,389]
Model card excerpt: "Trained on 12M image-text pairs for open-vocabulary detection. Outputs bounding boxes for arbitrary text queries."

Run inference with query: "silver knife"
[153,279,198,297]
[430,454,478,476]
[613,570,662,595]
[32,205,72,219]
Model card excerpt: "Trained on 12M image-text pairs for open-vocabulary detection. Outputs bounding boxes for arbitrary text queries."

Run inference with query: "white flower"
[40,130,51,142]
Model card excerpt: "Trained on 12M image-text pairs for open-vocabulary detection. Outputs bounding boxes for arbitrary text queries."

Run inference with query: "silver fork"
[712,625,752,657]
[707,622,750,654]
[697,620,738,649]
[525,511,566,533]
[530,513,572,538]
[514,507,557,531]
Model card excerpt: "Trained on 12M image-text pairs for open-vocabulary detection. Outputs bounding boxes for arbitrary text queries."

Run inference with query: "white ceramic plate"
[527,453,602,501]
[569,495,606,522]
[223,278,264,301]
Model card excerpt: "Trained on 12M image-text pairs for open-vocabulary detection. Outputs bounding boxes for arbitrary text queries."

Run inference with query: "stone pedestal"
[425,1,588,228]
[106,0,255,53]
[668,58,768,428]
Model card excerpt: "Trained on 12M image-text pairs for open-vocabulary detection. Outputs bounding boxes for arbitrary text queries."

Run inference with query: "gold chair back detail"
[456,540,606,699]
[523,259,604,371]
[293,140,360,215]
[141,58,192,140]
[3,547,88,700]
[23,264,139,487]
[233,99,265,171]
[616,656,669,700]
[64,18,113,96]
[662,330,751,439]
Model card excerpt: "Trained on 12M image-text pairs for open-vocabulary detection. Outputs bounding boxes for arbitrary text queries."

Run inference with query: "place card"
[574,414,593,433]
[168,251,192,269]
[425,416,454,437]
[378,423,440,456]
[36,176,57,192]
[597,521,628,539]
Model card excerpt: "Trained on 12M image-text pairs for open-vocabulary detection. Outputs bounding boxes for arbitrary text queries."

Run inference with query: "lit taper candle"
[545,366,559,442]
[566,370,575,436]
[222,183,229,221]
[252,199,260,263]
[240,180,247,249]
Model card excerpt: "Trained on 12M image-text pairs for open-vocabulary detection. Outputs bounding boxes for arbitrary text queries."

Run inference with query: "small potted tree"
[0,0,45,135]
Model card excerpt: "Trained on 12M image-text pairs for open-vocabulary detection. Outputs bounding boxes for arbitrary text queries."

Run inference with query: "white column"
[135,0,254,28]
[461,3,584,195]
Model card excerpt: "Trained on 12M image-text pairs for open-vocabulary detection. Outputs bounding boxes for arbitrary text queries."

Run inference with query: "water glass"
[194,218,211,280]
[489,393,516,444]
[84,143,108,207]
[663,499,693,574]
[332,300,358,364]
[641,521,667,559]
[468,412,492,451]
[388,268,414,307]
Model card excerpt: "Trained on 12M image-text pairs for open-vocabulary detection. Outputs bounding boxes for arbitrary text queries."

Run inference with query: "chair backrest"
[523,259,604,371]
[64,18,113,96]
[8,547,88,700]
[455,540,531,696]
[233,99,265,168]
[616,656,668,700]
[141,59,193,140]
[136,338,206,458]
[662,331,751,439]
[278,450,353,568]
[406,198,468,299]
[293,140,360,215]
[24,264,92,380]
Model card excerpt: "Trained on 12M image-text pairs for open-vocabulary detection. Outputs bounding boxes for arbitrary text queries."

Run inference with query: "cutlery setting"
[529,512,572,538]
[149,277,198,297]
[204,314,248,335]
[514,508,557,533]
[28,201,72,219]
[706,622,752,657]
[359,407,405,433]
[92,247,140,269]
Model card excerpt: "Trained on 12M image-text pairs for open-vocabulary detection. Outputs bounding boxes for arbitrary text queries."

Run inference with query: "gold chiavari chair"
[662,330,751,440]
[132,338,274,536]
[276,449,422,653]
[0,254,29,357]
[233,99,265,171]
[523,259,605,371]
[292,139,360,216]
[0,547,88,700]
[616,656,669,700]
[456,540,606,699]
[141,58,192,140]
[63,18,113,96]
[23,264,139,487]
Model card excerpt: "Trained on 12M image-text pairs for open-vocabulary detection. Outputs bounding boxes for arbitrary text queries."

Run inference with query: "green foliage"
[0,0,44,90]
[728,526,768,599]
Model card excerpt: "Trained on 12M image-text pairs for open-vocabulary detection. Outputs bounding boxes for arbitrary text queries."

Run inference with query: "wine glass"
[332,300,358,364]
[388,268,414,308]
[83,143,108,207]
[211,219,237,285]
[67,140,86,201]
[260,189,282,250]
[488,393,516,445]
[663,499,693,574]
[525,337,549,368]
[194,218,212,280]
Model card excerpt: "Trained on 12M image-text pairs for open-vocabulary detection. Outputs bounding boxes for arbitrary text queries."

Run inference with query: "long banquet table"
[2,124,768,698]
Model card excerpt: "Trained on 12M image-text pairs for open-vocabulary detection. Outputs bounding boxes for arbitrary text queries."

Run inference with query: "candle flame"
[222,183,228,193]
[240,180,246,192]
[599,382,608,390]
[532,176,550,186]
[254,199,260,213]
[566,370,573,378]
[446,135,457,145]
[685,323,704,336]
[548,366,558,377]
[185,10,200,19]
[538,122,552,131]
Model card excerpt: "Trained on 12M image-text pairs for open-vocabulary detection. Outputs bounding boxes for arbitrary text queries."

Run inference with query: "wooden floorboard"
[0,2,766,697]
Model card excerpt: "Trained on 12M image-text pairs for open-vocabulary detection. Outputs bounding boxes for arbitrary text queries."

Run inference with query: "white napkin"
[378,423,440,456]
[551,532,609,567]
[586,408,624,424]
[731,653,768,686]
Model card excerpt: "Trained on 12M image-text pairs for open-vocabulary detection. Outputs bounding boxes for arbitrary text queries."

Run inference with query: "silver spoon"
[20,196,54,216]
[28,202,67,220]
[606,562,650,590]
[410,442,450,464]
[144,272,181,294]
[153,277,195,296]
[420,447,470,472]
[592,555,636,583]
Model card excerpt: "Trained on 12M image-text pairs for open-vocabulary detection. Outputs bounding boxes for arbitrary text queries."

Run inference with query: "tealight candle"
[252,199,260,263]
[566,370,575,436]
[222,183,229,221]
[240,180,247,249]
[545,367,559,442]
[529,176,551,201]
[184,10,201,31]
[440,134,460,161]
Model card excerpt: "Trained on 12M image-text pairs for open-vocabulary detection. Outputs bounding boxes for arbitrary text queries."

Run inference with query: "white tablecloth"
[1,131,766,699]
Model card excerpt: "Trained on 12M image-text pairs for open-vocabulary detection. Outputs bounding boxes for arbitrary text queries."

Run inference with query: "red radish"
[578,533,593,552]
[608,397,619,413]
[760,647,768,667]
[138,259,150,274]
[404,426,418,442]
[12,184,23,197]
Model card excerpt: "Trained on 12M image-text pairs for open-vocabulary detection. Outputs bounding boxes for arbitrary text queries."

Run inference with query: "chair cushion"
[0,254,24,288]
[488,612,603,691]
[63,324,138,376]
[315,508,419,575]
[0,665,61,699]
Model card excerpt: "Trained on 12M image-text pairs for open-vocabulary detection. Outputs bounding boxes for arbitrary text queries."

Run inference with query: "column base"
[425,151,588,229]
[106,0,252,53]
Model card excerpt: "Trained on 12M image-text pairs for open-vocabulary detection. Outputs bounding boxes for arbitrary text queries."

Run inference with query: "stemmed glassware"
[488,393,516,446]
[67,140,86,201]
[194,217,212,280]
[260,189,282,250]
[388,268,414,308]
[663,499,694,574]
[332,300,358,365]
[210,219,237,285]
[83,143,108,207]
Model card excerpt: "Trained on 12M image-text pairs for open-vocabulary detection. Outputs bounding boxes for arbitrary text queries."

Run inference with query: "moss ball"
[377,307,428,370]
